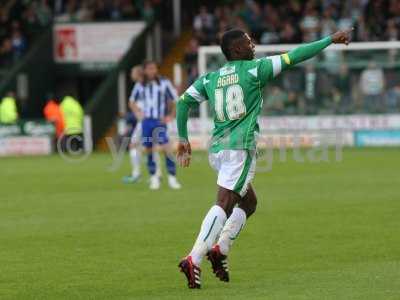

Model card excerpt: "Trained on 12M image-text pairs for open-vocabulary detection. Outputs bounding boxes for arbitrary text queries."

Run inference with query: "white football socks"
[154,151,162,177]
[129,148,141,177]
[190,205,227,266]
[217,207,247,255]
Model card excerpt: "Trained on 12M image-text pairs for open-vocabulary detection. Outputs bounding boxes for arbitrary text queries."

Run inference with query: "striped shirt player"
[176,29,353,288]
[130,78,178,122]
[130,61,181,190]
[122,110,146,184]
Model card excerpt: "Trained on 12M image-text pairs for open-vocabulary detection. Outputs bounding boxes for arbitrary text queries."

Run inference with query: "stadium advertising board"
[0,121,55,156]
[54,22,146,64]
[258,114,400,131]
[354,130,400,147]
[169,115,400,149]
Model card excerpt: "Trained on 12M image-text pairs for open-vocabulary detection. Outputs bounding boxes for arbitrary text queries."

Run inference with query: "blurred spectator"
[360,62,385,113]
[0,92,18,124]
[386,19,399,41]
[184,38,199,85]
[43,97,65,138]
[280,22,300,44]
[11,29,27,59]
[240,0,263,40]
[23,2,42,35]
[0,0,160,70]
[385,84,400,112]
[337,10,353,32]
[94,0,109,20]
[53,0,158,22]
[193,6,215,45]
[140,0,155,22]
[300,2,320,42]
[0,38,13,66]
[75,1,93,21]
[190,0,398,51]
[187,0,399,116]
[260,4,280,44]
[320,6,337,37]
[282,70,304,113]
[332,64,352,113]
[60,95,84,151]
[286,91,300,115]
[364,0,387,41]
[36,0,53,26]
[265,86,287,115]
[110,0,123,20]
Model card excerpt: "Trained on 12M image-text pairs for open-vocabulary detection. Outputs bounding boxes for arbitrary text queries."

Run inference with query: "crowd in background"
[53,0,159,23]
[190,0,400,47]
[0,0,159,67]
[0,0,46,67]
[184,0,400,114]
[1,0,400,116]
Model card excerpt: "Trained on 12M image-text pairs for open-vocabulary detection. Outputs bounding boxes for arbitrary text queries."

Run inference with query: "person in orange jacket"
[43,98,65,138]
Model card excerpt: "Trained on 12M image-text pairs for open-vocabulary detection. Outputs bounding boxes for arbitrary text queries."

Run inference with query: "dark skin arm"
[177,29,353,218]
[176,30,353,166]
[331,28,353,45]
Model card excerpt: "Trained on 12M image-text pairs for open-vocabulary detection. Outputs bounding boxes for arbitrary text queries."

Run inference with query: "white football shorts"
[208,150,256,197]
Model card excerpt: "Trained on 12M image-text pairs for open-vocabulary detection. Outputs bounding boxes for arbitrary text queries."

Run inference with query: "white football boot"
[149,175,161,190]
[168,175,182,190]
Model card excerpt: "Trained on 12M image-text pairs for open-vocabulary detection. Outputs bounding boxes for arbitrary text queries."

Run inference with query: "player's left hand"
[331,28,354,45]
[177,140,191,167]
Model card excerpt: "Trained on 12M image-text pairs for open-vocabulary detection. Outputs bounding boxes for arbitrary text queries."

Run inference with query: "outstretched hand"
[331,28,354,45]
[177,141,192,167]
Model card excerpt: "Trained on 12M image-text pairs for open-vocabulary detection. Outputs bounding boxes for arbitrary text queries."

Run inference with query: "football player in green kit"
[176,28,353,289]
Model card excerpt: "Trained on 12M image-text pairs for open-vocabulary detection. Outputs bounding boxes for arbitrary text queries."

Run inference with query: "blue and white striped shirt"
[129,77,178,119]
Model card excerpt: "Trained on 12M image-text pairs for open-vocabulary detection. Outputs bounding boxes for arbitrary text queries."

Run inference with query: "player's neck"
[227,58,251,62]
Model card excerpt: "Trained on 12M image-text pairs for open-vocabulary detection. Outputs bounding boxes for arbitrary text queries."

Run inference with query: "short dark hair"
[221,29,246,60]
[142,60,157,68]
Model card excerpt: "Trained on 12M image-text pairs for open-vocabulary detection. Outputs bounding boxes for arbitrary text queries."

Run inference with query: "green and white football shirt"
[182,55,285,153]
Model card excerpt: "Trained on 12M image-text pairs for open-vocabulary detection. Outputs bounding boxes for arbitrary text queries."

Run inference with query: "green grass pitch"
[1,148,400,299]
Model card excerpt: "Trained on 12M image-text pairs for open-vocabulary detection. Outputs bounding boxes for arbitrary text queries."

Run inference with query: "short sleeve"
[258,54,287,87]
[129,83,142,102]
[183,76,209,103]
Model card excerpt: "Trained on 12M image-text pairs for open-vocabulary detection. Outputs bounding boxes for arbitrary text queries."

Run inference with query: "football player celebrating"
[176,28,353,288]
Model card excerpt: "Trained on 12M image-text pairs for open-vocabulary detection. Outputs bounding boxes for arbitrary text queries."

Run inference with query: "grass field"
[1,148,400,299]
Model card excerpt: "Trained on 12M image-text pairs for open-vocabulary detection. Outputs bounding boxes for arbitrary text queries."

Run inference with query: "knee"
[216,197,236,217]
[246,198,257,217]
[239,195,257,218]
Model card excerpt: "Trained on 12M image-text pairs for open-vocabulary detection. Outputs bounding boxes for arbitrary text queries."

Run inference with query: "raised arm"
[283,36,332,67]
[282,28,353,69]
[259,29,353,86]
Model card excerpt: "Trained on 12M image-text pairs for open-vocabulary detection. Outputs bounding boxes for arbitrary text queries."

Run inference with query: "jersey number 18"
[215,84,246,121]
